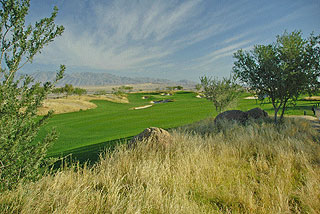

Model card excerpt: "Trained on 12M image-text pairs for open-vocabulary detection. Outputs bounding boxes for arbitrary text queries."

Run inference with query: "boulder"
[246,108,268,120]
[129,127,173,148]
[214,110,248,124]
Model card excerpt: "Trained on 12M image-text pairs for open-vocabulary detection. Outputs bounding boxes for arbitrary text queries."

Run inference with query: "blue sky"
[25,0,320,81]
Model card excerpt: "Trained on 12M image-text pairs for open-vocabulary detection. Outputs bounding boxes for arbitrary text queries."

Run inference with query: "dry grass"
[1,118,320,213]
[37,94,129,115]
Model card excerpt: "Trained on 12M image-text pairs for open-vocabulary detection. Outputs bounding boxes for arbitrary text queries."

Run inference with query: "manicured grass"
[38,91,320,161]
[40,92,215,157]
[237,92,320,117]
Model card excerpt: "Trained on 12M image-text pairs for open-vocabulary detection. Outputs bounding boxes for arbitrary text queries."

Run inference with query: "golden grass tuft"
[1,118,320,213]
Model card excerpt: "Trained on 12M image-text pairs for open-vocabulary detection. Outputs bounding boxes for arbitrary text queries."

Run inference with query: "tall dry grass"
[1,118,319,213]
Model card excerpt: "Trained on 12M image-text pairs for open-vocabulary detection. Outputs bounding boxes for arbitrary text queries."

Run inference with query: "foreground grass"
[1,118,320,213]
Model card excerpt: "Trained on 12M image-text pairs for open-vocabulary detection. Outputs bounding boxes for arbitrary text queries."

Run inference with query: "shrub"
[0,0,64,191]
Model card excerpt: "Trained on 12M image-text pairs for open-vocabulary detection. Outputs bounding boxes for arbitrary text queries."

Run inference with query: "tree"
[233,31,320,122]
[63,84,74,97]
[0,0,64,191]
[200,75,241,113]
[74,87,87,98]
[195,84,202,92]
[52,86,64,95]
[176,85,183,90]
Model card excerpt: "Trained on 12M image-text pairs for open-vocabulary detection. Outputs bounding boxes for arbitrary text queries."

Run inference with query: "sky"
[24,0,320,81]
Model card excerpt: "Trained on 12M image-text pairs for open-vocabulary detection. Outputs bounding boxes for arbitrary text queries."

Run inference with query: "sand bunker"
[132,105,152,110]
[303,96,320,101]
[244,96,258,100]
[38,94,129,115]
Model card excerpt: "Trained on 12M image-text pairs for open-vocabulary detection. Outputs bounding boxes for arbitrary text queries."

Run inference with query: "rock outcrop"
[129,127,173,148]
[214,108,269,124]
[246,108,268,120]
[214,110,248,124]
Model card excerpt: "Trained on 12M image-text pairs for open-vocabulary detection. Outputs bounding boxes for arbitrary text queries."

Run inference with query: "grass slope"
[39,92,214,157]
[2,118,320,213]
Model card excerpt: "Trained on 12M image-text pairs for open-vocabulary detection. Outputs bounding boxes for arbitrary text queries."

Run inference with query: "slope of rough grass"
[2,118,319,213]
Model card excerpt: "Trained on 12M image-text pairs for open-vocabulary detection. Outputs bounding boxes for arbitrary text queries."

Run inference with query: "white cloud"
[32,0,319,80]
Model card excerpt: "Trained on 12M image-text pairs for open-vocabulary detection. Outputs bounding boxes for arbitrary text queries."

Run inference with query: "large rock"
[214,110,248,124]
[129,127,173,148]
[246,108,268,120]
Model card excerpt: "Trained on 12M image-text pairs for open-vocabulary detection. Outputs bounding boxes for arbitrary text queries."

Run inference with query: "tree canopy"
[233,31,320,122]
[200,75,241,113]
[0,0,64,191]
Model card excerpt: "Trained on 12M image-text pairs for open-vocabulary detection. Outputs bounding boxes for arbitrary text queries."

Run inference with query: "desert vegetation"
[1,118,320,213]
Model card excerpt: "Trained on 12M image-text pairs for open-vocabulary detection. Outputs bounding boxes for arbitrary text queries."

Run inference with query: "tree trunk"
[272,100,281,123]
[279,101,288,122]
[274,108,278,123]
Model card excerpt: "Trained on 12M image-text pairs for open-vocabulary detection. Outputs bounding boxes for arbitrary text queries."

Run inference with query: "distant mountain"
[19,71,197,87]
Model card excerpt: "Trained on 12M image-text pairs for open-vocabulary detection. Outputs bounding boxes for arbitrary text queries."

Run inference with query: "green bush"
[0,0,64,191]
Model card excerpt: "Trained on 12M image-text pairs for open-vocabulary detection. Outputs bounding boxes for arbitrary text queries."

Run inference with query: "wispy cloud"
[32,0,319,80]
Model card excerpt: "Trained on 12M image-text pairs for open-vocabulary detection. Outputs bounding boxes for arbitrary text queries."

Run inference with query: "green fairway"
[40,92,215,157]
[39,91,319,162]
[237,93,320,117]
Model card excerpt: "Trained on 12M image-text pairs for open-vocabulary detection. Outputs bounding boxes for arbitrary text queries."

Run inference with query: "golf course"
[36,91,320,162]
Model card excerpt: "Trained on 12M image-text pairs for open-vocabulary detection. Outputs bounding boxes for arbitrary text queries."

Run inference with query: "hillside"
[1,118,319,213]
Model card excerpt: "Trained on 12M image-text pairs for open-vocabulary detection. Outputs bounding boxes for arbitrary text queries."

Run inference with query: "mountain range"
[19,71,196,87]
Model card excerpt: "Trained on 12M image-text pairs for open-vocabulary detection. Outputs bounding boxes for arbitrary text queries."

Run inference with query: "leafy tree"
[200,76,241,113]
[175,86,183,90]
[94,90,106,95]
[0,0,64,191]
[233,31,320,122]
[195,84,202,92]
[112,87,127,97]
[52,87,64,95]
[122,86,133,92]
[73,87,87,98]
[63,84,74,97]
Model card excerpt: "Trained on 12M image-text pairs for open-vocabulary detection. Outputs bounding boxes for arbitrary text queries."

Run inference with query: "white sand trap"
[303,96,320,101]
[244,96,258,100]
[132,105,152,110]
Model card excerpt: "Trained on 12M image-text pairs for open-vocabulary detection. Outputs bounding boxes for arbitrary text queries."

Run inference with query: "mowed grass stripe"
[39,92,214,156]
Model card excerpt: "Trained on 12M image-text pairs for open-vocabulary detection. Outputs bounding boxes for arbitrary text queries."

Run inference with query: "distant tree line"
[52,84,87,97]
